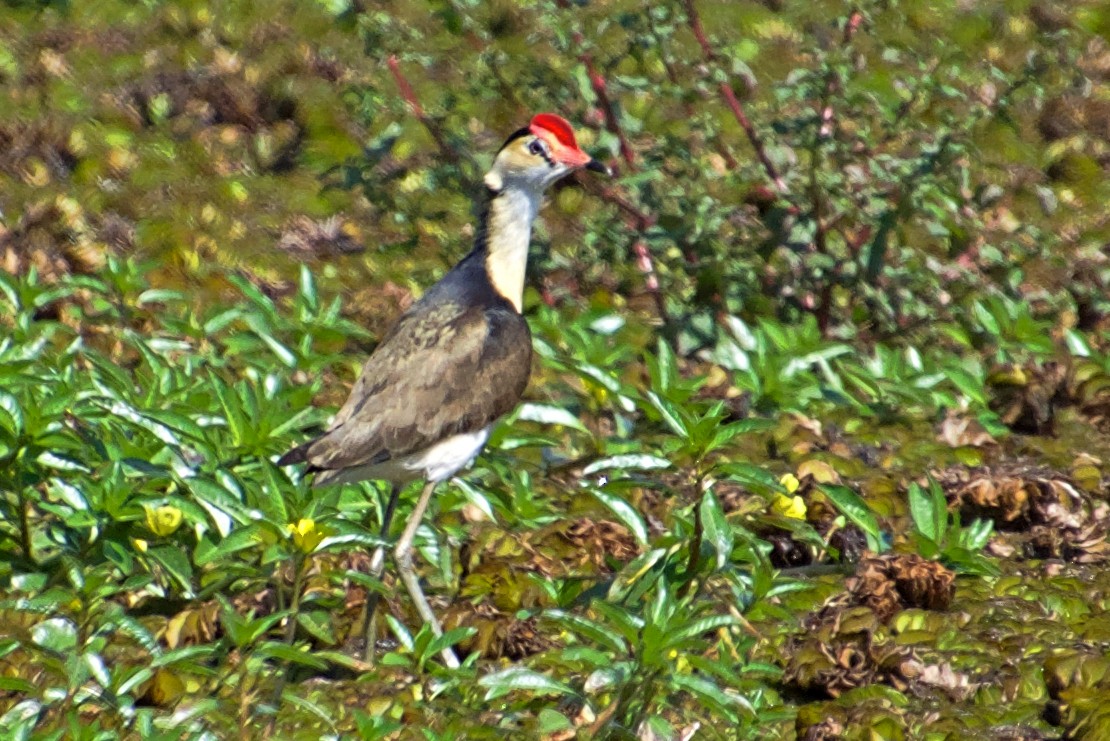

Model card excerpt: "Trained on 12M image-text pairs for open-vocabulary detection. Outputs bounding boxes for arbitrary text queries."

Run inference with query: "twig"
[681,0,787,194]
[581,48,636,169]
[554,1,670,326]
[386,55,464,171]
[553,0,635,169]
[810,9,865,334]
[646,9,739,170]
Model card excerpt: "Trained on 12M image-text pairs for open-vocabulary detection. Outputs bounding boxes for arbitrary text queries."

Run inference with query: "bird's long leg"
[362,483,402,663]
[394,479,460,668]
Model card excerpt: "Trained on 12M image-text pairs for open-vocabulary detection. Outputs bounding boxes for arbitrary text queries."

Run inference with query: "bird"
[278,113,609,667]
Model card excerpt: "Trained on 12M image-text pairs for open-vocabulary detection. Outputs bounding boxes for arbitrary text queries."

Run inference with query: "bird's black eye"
[528,138,548,157]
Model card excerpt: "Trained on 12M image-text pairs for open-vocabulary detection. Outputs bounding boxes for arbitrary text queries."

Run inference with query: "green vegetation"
[1,0,1110,737]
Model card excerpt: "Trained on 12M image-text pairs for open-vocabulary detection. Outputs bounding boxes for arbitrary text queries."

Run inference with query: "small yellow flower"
[779,473,800,494]
[771,493,807,520]
[287,518,329,554]
[145,505,183,537]
[132,538,149,553]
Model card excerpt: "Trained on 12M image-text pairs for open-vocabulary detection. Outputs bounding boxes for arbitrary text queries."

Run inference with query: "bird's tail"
[277,442,310,467]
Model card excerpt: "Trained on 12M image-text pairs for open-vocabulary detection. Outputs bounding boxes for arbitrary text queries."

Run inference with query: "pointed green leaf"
[478,666,576,701]
[819,484,884,552]
[700,490,734,569]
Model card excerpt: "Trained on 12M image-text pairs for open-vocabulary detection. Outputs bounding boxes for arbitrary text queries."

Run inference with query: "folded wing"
[282,301,532,481]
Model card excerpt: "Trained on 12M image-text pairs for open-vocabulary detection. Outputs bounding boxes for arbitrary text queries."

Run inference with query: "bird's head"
[484,113,610,195]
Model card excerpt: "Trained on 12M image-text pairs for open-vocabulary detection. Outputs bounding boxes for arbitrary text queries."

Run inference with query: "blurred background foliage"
[2,0,1110,737]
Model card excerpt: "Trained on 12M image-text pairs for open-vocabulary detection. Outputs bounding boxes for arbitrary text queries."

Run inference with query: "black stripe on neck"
[469,187,503,259]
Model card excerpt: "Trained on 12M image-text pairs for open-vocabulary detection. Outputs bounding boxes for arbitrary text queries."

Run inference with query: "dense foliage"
[2,0,1110,738]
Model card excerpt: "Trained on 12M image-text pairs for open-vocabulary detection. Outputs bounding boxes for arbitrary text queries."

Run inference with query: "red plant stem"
[554,0,669,324]
[387,54,424,118]
[581,48,636,169]
[554,0,635,169]
[386,55,461,168]
[682,0,787,194]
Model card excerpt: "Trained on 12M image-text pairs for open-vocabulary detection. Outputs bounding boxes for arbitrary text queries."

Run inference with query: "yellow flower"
[132,538,149,553]
[771,493,807,520]
[287,518,329,554]
[779,473,800,494]
[145,505,183,537]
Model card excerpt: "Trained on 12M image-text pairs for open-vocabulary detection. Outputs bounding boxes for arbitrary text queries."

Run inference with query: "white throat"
[482,186,542,312]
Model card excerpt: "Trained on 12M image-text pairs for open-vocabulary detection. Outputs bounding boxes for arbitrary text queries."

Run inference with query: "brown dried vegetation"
[782,555,959,699]
[938,463,1110,563]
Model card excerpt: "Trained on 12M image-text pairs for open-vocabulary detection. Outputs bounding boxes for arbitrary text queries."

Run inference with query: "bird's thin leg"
[394,480,460,668]
[362,483,402,663]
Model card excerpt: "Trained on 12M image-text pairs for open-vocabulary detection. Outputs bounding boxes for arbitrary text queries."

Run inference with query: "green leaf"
[608,548,668,601]
[944,367,986,405]
[195,524,264,566]
[0,391,23,435]
[283,690,337,731]
[665,614,740,647]
[705,418,774,454]
[515,403,590,434]
[0,677,35,694]
[651,336,679,394]
[716,462,782,492]
[545,610,628,654]
[669,672,752,721]
[1064,329,1091,358]
[537,708,573,735]
[385,615,413,651]
[958,517,995,551]
[258,641,328,670]
[590,487,649,546]
[137,288,187,306]
[298,264,318,313]
[246,315,297,368]
[589,601,646,646]
[151,645,219,669]
[30,617,77,653]
[645,391,689,438]
[36,451,91,473]
[819,484,885,552]
[426,626,476,660]
[297,610,337,644]
[699,490,734,570]
[253,460,290,525]
[209,373,246,447]
[148,546,195,595]
[478,666,576,701]
[972,300,1001,336]
[583,454,671,475]
[908,482,940,544]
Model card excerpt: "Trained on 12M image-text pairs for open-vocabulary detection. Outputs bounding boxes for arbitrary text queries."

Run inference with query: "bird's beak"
[585,158,611,176]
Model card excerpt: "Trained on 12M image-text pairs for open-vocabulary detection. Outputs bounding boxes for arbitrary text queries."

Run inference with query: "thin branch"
[553,0,635,169]
[387,54,424,118]
[386,55,464,171]
[581,49,636,169]
[681,0,787,194]
[646,9,739,170]
[810,9,865,334]
[554,1,670,326]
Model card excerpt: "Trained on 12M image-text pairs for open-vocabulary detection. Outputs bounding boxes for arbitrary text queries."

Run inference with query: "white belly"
[405,426,492,483]
[325,426,492,487]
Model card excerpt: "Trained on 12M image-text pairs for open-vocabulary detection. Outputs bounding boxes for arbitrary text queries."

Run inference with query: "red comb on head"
[529,113,581,151]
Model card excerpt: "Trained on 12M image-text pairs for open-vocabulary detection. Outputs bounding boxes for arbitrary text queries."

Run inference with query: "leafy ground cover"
[2,0,1110,738]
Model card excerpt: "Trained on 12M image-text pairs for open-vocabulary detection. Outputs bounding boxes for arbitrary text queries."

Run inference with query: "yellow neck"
[481,187,541,313]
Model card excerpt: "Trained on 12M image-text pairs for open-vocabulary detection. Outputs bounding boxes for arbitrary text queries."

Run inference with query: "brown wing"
[296,301,532,474]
